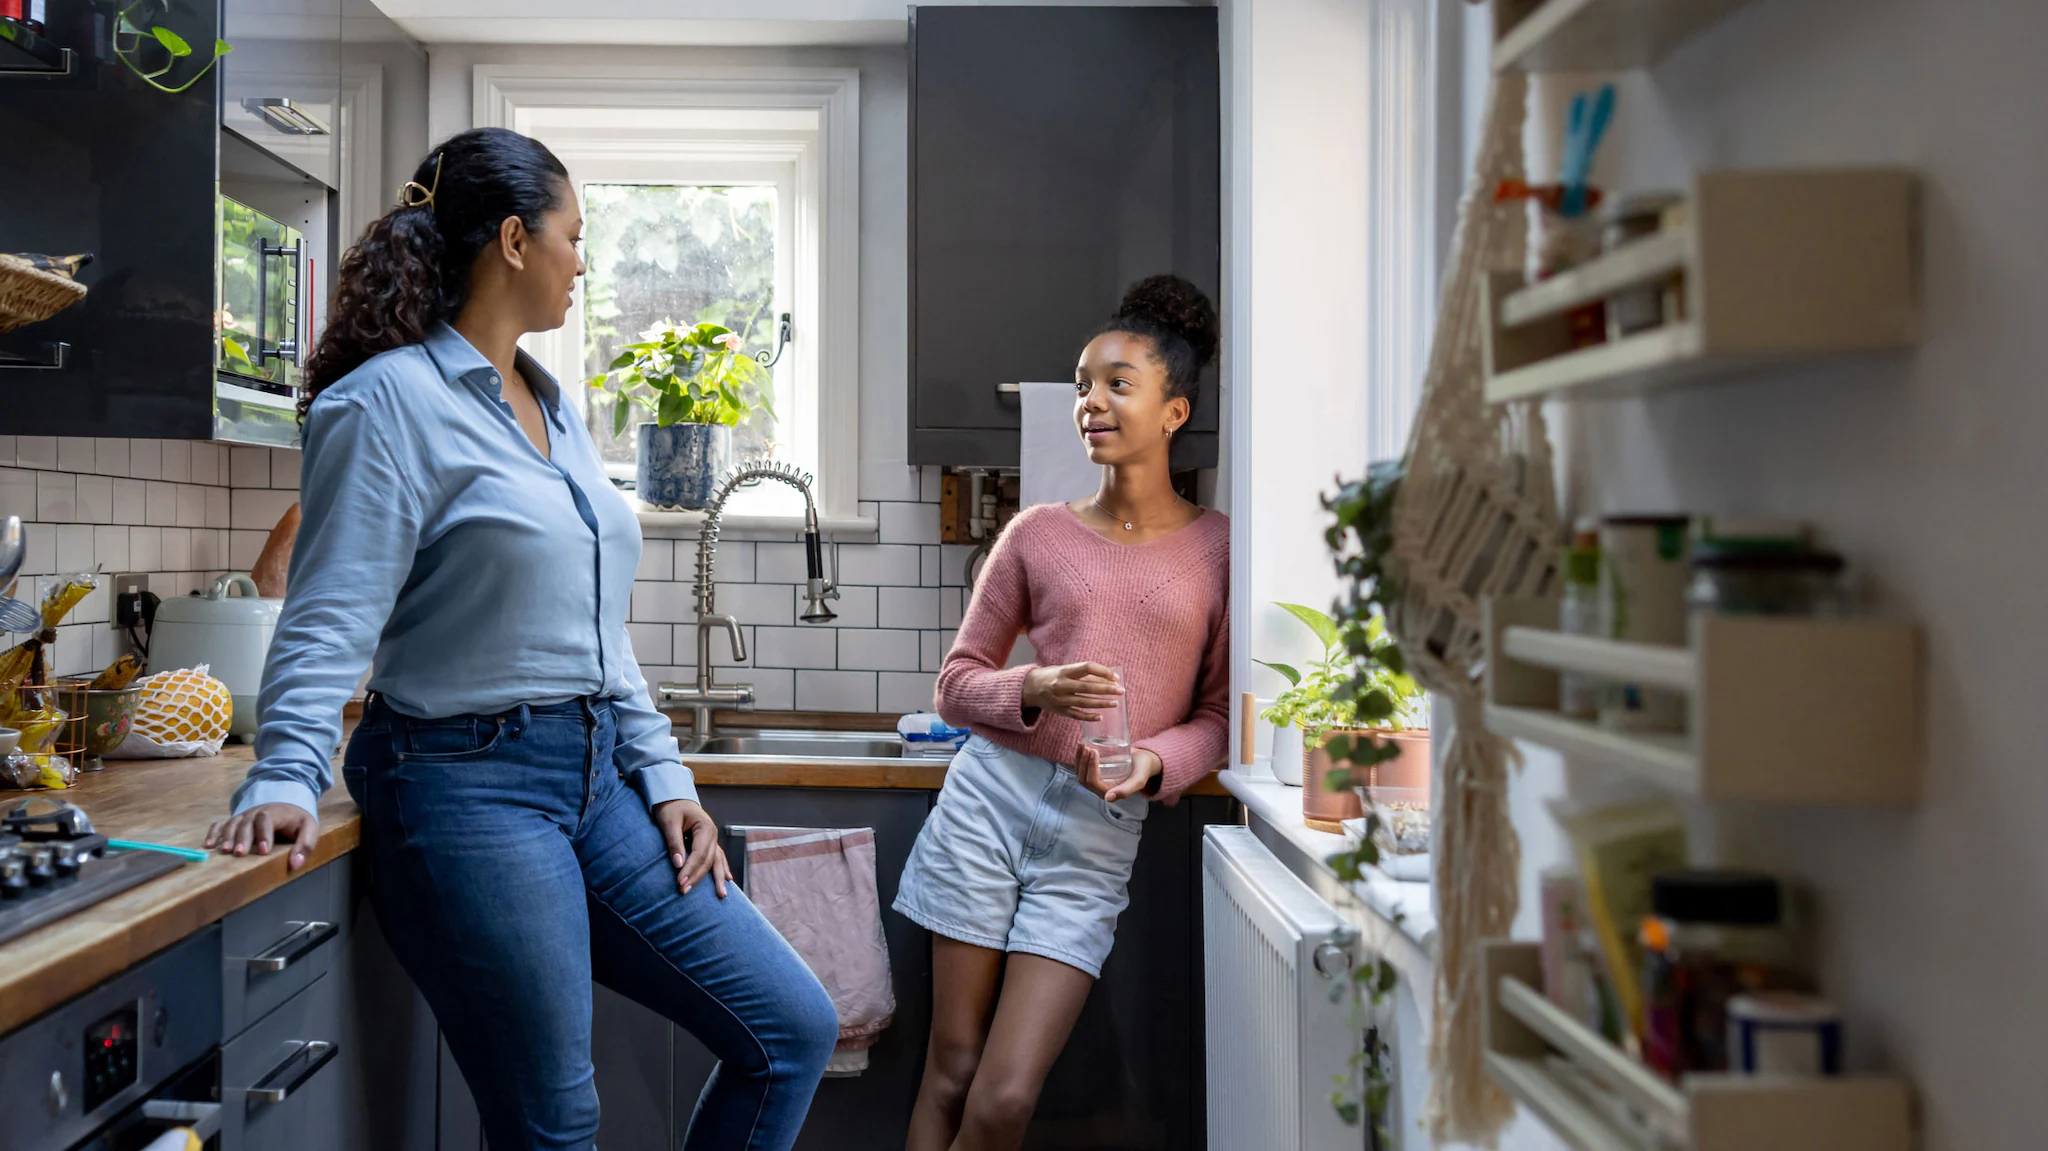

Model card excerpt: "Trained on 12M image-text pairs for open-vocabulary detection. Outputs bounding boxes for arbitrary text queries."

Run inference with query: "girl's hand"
[1076,744,1162,803]
[654,799,732,898]
[204,803,322,871]
[1023,662,1124,721]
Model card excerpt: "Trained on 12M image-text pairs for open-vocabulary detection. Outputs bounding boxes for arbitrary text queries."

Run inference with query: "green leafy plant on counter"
[1257,602,1422,751]
[1316,459,1415,1142]
[587,321,775,434]
[113,1,232,94]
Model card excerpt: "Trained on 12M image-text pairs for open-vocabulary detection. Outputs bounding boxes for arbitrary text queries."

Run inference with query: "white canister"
[1270,723,1305,786]
[1598,515,1691,732]
[1727,992,1842,1076]
[147,573,282,739]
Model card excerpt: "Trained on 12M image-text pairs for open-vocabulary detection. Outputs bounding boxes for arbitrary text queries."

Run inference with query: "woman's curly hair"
[299,127,568,420]
[1094,274,1219,413]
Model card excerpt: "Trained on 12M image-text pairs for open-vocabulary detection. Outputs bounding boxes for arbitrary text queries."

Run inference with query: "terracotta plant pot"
[1302,728,1432,833]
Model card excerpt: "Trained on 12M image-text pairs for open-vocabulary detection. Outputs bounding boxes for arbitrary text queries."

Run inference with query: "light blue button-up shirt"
[231,322,696,819]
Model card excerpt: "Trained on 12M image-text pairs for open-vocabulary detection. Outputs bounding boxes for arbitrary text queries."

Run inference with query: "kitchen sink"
[679,730,907,760]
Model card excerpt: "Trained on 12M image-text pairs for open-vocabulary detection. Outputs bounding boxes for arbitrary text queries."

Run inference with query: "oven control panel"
[83,1003,140,1111]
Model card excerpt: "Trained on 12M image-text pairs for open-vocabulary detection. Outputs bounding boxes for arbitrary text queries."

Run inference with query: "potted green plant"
[1257,601,1425,832]
[588,321,774,509]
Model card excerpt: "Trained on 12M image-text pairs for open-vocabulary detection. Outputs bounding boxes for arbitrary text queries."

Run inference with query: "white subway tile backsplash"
[879,501,941,545]
[175,484,206,528]
[229,447,268,488]
[190,442,221,485]
[796,670,875,712]
[636,539,673,582]
[37,472,76,521]
[631,580,696,623]
[229,530,265,570]
[753,626,837,670]
[113,479,145,525]
[206,487,231,529]
[755,542,809,584]
[162,528,192,572]
[941,545,977,587]
[922,466,944,503]
[746,668,796,711]
[879,586,940,629]
[269,449,300,489]
[192,529,223,571]
[838,544,921,586]
[0,436,13,467]
[878,671,939,715]
[858,461,922,504]
[17,437,58,470]
[703,541,753,583]
[940,588,964,628]
[129,527,161,571]
[625,622,673,666]
[922,631,946,673]
[160,440,191,482]
[714,582,793,627]
[94,438,130,477]
[0,469,34,522]
[20,526,53,575]
[93,526,129,571]
[56,523,93,571]
[836,628,921,672]
[921,546,940,588]
[231,488,297,531]
[74,474,112,523]
[145,482,176,526]
[126,439,160,479]
[57,437,94,473]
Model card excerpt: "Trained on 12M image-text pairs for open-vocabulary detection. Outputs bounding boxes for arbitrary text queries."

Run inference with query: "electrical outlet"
[111,573,151,628]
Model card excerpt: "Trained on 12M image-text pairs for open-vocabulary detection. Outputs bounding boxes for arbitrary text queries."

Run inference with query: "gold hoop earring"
[398,152,444,210]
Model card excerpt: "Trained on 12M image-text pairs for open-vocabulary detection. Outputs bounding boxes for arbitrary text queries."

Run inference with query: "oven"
[214,194,307,447]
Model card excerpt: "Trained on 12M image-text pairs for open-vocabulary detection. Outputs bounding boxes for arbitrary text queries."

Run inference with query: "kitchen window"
[483,67,861,524]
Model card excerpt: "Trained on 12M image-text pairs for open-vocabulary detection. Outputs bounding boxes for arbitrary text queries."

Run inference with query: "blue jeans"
[343,695,838,1151]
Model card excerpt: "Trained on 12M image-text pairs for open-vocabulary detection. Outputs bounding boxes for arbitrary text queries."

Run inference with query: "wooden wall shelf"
[1492,0,1761,74]
[1483,941,1914,1151]
[1482,169,1920,404]
[1484,596,1923,806]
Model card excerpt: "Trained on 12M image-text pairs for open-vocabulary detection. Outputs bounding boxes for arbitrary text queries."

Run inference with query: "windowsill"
[1219,767,1436,992]
[633,503,879,537]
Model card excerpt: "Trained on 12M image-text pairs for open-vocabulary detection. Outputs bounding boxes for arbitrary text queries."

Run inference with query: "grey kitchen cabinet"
[221,0,343,189]
[909,5,1221,470]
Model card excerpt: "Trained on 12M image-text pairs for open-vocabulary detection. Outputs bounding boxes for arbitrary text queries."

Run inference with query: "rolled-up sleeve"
[611,627,698,809]
[233,396,423,818]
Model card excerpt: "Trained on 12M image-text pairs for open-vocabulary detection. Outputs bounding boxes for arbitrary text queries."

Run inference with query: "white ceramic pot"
[148,573,282,738]
[1270,723,1305,786]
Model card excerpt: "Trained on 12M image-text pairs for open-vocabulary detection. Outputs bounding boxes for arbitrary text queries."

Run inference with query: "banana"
[86,653,143,692]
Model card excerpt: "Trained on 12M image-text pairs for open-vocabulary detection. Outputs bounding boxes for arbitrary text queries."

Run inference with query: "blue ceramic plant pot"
[636,422,732,510]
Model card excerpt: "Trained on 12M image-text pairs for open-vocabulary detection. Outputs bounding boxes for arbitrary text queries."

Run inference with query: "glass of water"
[1081,666,1134,784]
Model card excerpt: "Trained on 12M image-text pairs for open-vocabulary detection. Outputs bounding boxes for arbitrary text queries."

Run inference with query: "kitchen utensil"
[146,572,282,738]
[107,838,209,862]
[1080,666,1133,784]
[54,678,144,771]
[0,594,35,632]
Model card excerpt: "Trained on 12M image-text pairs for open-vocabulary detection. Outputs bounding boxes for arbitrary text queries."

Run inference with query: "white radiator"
[1203,826,1363,1151]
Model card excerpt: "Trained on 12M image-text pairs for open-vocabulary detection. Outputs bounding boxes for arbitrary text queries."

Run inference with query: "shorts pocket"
[1095,796,1147,836]
[395,716,506,762]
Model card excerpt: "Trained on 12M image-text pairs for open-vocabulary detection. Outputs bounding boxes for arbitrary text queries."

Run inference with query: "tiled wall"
[0,435,301,679]
[4,440,987,716]
[633,465,981,716]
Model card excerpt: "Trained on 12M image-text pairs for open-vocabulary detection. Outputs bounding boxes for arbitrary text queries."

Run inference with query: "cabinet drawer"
[222,860,346,1038]
[222,973,345,1151]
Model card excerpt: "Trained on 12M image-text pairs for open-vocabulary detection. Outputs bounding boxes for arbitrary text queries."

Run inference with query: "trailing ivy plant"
[113,1,233,94]
[588,321,775,433]
[1314,460,1412,1142]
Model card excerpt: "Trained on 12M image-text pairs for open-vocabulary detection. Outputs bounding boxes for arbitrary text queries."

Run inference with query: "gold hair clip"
[397,152,444,210]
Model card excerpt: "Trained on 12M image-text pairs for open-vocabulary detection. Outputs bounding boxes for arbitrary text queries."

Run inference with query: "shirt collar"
[422,321,571,432]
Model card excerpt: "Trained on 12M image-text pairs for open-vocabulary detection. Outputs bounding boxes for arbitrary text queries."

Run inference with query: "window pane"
[582,183,781,473]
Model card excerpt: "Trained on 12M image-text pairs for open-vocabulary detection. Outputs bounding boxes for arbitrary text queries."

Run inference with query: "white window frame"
[474,65,861,527]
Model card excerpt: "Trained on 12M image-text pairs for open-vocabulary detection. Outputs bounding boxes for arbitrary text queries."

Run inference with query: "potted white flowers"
[588,321,774,509]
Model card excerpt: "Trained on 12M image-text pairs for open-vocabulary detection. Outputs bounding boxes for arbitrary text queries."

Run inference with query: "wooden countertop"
[0,741,361,1035]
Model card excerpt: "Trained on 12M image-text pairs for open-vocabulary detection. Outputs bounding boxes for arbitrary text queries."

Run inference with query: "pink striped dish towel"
[743,828,896,1074]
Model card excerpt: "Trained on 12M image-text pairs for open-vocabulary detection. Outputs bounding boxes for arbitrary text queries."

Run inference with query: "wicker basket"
[0,253,91,333]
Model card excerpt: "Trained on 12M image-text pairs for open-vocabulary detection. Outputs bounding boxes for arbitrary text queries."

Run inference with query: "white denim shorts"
[893,735,1149,977]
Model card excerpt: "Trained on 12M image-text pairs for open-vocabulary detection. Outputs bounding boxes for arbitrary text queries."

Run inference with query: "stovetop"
[0,800,187,948]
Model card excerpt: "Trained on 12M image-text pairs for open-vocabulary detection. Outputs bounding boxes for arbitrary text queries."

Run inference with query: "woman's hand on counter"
[1023,662,1124,721]
[1076,745,1162,803]
[202,803,322,871]
[655,799,731,899]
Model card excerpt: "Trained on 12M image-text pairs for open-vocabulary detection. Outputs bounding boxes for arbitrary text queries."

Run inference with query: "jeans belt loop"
[509,702,531,741]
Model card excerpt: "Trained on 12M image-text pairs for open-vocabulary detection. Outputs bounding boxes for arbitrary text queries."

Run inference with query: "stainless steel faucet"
[658,462,838,740]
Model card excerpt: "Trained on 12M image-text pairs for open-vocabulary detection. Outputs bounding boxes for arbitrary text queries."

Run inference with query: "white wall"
[423,43,915,499]
[1502,0,2048,1148]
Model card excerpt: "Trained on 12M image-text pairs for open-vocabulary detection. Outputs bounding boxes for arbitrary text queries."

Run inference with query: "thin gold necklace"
[1095,495,1187,533]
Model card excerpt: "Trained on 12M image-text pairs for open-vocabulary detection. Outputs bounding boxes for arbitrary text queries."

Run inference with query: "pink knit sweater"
[935,503,1231,803]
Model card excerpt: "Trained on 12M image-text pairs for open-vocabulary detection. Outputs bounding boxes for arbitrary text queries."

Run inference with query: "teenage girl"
[894,276,1231,1150]
[205,128,837,1151]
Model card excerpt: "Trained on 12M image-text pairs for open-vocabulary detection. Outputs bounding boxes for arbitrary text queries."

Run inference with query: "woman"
[204,128,838,1151]
[894,276,1230,1150]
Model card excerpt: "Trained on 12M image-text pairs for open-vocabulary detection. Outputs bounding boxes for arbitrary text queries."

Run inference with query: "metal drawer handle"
[246,1040,338,1106]
[246,920,337,973]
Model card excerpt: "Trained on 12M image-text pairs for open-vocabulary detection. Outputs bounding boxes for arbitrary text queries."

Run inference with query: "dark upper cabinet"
[221,0,342,189]
[909,5,1221,470]
[0,0,223,438]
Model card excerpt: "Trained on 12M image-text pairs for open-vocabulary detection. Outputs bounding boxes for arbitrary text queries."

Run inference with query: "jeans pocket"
[1095,796,1147,836]
[396,716,507,762]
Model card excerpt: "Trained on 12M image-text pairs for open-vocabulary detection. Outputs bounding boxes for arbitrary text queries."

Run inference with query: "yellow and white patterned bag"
[114,664,234,758]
